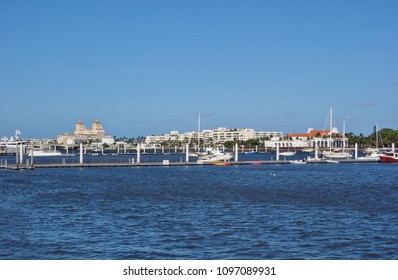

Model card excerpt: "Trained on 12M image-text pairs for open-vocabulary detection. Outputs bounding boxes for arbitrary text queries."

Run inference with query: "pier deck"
[0,158,380,170]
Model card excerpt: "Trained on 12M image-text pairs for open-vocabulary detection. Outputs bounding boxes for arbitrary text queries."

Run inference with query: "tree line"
[346,128,398,148]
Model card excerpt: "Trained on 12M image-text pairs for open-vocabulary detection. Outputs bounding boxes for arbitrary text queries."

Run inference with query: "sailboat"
[279,129,296,156]
[361,124,387,160]
[322,108,352,160]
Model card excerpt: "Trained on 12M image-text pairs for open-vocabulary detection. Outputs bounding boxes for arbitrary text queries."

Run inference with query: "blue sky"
[1,0,397,138]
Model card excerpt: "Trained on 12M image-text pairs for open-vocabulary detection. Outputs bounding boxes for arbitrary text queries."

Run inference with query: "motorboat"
[279,151,296,156]
[357,149,382,161]
[197,148,233,163]
[28,150,62,157]
[289,159,306,164]
[322,150,352,159]
[379,152,398,163]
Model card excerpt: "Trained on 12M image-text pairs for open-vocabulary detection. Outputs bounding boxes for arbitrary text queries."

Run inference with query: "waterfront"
[1,155,397,260]
[0,150,380,170]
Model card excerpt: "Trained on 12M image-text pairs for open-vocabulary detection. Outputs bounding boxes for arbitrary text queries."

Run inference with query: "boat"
[322,108,352,159]
[305,156,322,162]
[322,149,352,159]
[357,149,382,161]
[28,150,62,157]
[0,131,28,155]
[302,148,315,153]
[358,125,387,161]
[279,151,296,156]
[280,128,297,156]
[245,150,257,154]
[197,148,233,163]
[326,159,340,164]
[379,152,398,163]
[289,160,306,164]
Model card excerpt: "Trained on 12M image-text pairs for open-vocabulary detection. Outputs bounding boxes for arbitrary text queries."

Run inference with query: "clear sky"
[1,0,397,138]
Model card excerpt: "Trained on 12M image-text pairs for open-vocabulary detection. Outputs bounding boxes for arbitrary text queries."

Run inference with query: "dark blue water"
[1,156,398,259]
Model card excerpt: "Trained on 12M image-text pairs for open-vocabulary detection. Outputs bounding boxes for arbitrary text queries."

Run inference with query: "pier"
[0,158,380,170]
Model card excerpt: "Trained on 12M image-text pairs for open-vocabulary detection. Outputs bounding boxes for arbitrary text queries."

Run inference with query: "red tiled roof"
[309,130,330,137]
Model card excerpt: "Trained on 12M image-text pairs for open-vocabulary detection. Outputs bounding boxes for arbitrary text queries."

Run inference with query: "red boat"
[379,152,398,163]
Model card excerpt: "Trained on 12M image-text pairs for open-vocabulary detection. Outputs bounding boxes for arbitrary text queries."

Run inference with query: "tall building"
[57,120,114,145]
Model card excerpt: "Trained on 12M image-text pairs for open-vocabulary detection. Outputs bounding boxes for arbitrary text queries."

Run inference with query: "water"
[1,155,398,259]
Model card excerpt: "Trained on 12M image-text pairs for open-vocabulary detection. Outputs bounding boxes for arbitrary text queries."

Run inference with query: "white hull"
[279,151,296,156]
[197,154,233,163]
[29,150,62,157]
[197,148,233,163]
[322,151,352,159]
[289,160,306,164]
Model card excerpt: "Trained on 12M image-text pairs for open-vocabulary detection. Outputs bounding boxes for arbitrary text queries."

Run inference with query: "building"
[57,120,114,146]
[144,128,283,146]
[287,128,348,148]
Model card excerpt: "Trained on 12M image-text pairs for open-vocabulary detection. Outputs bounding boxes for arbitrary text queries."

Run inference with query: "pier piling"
[355,143,358,159]
[79,142,83,164]
[276,145,280,161]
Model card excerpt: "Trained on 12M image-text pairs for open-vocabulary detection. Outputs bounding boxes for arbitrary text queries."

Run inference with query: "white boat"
[279,151,296,156]
[197,148,233,163]
[322,150,352,159]
[326,159,340,164]
[306,156,322,162]
[302,148,315,153]
[29,150,62,157]
[322,108,352,159]
[357,149,381,161]
[289,159,306,164]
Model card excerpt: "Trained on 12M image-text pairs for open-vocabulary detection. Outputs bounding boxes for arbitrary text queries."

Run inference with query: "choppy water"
[1,156,398,259]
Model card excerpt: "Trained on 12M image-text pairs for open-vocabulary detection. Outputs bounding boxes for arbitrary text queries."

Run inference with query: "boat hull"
[29,151,62,157]
[279,152,296,156]
[379,155,398,163]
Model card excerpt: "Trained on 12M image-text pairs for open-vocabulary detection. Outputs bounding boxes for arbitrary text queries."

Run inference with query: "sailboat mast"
[197,112,201,151]
[329,107,332,152]
[343,120,345,151]
[375,124,378,149]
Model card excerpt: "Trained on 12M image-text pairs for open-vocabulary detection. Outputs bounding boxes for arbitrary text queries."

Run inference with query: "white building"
[145,128,283,146]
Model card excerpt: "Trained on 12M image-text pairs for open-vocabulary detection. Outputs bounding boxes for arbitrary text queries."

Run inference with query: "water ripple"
[1,163,397,259]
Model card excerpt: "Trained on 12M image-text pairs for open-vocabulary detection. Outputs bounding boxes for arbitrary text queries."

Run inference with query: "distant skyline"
[1,0,397,138]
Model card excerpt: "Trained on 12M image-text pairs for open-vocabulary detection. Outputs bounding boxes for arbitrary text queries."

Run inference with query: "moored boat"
[279,151,296,156]
[379,152,398,163]
[289,159,306,164]
[322,150,352,159]
[197,148,233,163]
[29,150,62,157]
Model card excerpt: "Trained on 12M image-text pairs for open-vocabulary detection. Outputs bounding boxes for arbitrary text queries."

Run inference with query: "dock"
[0,158,380,170]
